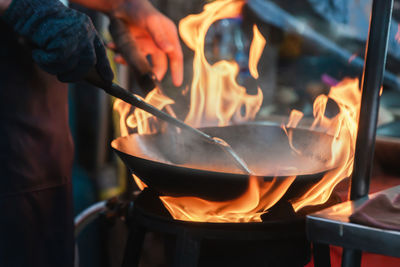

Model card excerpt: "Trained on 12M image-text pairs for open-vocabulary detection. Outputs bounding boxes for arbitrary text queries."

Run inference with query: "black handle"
[108,15,156,94]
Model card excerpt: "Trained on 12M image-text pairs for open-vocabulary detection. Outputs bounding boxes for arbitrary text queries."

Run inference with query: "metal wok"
[111,123,335,201]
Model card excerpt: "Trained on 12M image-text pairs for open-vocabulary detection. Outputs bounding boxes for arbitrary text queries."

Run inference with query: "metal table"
[307,185,400,261]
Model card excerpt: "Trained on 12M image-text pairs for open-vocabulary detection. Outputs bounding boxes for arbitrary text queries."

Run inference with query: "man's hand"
[1,0,113,83]
[112,0,183,87]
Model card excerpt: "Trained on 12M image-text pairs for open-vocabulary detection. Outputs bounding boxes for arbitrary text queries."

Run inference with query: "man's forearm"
[69,0,125,12]
[0,0,12,15]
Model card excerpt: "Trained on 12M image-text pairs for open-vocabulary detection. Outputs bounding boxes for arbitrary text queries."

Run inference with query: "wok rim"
[111,122,338,180]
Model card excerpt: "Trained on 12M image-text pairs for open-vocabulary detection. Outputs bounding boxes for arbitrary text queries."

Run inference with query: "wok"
[112,123,335,201]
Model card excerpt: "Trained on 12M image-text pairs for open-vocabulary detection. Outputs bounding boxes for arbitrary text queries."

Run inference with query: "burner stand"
[121,189,311,267]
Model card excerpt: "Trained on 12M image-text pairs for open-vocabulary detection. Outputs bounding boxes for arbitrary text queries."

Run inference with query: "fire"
[161,78,360,222]
[249,24,266,79]
[282,109,304,155]
[133,174,147,191]
[291,78,361,211]
[114,88,174,136]
[161,176,296,223]
[113,0,361,222]
[180,0,264,128]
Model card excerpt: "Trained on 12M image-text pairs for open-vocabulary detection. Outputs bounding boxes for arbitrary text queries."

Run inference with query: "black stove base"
[121,189,311,267]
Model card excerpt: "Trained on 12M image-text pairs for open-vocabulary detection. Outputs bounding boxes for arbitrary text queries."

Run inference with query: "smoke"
[112,123,334,177]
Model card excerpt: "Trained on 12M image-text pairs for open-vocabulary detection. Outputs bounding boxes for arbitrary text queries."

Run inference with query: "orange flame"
[133,174,147,191]
[160,77,360,222]
[113,88,174,136]
[180,0,264,128]
[160,1,359,222]
[161,176,296,223]
[113,88,174,185]
[114,0,361,223]
[249,24,266,79]
[282,109,304,155]
[291,78,361,211]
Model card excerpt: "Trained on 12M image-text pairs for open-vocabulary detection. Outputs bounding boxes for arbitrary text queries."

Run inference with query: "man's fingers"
[151,49,168,82]
[167,33,183,86]
[147,16,174,53]
[125,14,184,86]
[147,17,183,86]
[128,33,167,80]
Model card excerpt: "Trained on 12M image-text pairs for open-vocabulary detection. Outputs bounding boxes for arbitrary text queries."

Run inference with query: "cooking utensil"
[85,70,252,174]
[108,14,155,95]
[108,15,178,120]
[112,123,336,201]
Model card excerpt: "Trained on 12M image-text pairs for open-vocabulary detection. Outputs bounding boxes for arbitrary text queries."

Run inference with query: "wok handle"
[108,14,156,94]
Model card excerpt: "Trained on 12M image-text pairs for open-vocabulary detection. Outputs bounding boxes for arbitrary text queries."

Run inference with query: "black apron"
[0,21,74,267]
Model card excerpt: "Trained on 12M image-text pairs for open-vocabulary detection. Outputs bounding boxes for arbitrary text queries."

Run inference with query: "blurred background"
[70,0,400,266]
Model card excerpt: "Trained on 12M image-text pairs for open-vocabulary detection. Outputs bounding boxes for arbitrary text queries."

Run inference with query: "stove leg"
[173,230,201,267]
[121,223,146,267]
[341,248,362,267]
[313,243,331,267]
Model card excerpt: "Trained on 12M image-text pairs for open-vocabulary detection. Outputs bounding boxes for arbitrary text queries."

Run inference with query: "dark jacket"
[0,20,74,267]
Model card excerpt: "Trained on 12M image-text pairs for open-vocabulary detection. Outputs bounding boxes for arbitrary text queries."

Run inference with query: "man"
[0,0,182,266]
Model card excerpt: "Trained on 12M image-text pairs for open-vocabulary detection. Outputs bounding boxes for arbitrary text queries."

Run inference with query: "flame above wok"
[113,0,361,222]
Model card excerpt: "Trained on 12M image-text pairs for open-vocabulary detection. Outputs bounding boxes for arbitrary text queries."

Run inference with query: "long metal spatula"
[85,70,252,175]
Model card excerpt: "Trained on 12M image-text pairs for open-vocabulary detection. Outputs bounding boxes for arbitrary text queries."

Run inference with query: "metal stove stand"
[121,189,311,267]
